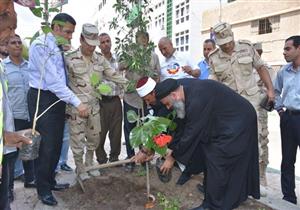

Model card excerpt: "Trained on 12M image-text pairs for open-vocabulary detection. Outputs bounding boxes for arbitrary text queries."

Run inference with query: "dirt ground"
[57,165,273,210]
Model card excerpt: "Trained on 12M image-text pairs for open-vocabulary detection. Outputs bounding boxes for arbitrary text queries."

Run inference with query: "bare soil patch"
[58,165,273,210]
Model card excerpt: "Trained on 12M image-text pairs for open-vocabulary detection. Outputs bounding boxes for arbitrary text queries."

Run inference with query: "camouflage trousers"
[243,91,269,166]
[67,103,101,170]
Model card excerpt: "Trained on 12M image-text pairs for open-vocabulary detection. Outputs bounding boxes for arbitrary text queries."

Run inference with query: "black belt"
[101,95,118,101]
[286,109,300,115]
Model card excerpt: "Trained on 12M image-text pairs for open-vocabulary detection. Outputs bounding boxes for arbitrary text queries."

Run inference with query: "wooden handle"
[84,159,132,172]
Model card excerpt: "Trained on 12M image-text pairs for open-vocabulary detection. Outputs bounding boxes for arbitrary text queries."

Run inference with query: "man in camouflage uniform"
[253,42,276,186]
[65,24,127,180]
[209,22,275,189]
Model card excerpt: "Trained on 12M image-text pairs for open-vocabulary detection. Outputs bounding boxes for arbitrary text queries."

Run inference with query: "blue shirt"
[28,33,80,107]
[3,57,30,120]
[0,62,16,154]
[274,63,300,111]
[197,59,210,80]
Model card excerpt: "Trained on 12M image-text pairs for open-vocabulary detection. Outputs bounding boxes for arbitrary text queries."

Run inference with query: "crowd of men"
[0,1,300,210]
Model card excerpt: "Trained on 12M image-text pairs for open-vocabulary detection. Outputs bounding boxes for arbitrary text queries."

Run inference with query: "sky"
[15,0,99,47]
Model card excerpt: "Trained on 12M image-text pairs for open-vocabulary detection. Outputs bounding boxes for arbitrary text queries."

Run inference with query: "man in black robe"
[155,78,260,210]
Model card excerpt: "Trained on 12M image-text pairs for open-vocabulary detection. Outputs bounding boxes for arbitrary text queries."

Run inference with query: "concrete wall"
[202,0,300,66]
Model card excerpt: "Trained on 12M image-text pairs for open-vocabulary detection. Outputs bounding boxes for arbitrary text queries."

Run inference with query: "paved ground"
[10,111,300,210]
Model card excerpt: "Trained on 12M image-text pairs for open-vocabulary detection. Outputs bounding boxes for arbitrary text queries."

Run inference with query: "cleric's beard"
[173,100,185,119]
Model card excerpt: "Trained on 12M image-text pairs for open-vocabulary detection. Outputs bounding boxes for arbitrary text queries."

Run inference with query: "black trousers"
[13,119,35,184]
[280,111,300,204]
[27,88,65,196]
[96,96,122,163]
[0,151,18,210]
[123,101,148,158]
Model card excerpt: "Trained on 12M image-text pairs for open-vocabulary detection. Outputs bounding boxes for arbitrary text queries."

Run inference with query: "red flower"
[153,134,172,148]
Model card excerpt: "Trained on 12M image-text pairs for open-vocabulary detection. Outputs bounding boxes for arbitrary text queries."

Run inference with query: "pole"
[44,0,49,26]
[219,0,222,22]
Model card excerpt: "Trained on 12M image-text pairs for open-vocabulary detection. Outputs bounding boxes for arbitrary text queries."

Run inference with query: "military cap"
[155,79,179,100]
[253,42,262,50]
[81,23,100,46]
[213,22,234,46]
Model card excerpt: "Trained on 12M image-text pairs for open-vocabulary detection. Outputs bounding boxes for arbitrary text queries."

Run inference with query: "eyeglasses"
[9,41,22,45]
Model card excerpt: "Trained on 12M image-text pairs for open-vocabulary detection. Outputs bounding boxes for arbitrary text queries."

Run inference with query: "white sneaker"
[88,169,101,177]
[79,172,90,181]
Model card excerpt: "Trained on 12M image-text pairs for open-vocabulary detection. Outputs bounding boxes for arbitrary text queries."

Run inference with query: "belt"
[101,95,119,101]
[286,109,300,115]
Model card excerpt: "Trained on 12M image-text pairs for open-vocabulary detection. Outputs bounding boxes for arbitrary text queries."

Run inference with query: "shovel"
[77,159,133,192]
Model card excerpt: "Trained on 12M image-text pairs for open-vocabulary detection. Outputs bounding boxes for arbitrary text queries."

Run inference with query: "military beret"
[155,79,179,100]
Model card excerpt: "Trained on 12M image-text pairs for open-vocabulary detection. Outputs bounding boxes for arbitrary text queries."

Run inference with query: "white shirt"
[160,50,198,81]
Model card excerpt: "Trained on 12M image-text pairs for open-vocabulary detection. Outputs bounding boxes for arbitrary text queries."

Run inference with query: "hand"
[4,131,32,148]
[77,103,89,118]
[160,153,175,175]
[266,89,275,103]
[131,149,154,164]
[182,66,193,75]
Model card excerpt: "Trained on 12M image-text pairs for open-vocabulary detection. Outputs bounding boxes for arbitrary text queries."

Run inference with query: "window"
[175,30,189,52]
[251,15,280,35]
[154,13,165,30]
[175,0,190,25]
[259,18,272,34]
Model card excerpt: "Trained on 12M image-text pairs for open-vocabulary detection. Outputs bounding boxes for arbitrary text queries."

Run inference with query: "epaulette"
[208,48,219,58]
[95,51,103,56]
[238,39,252,46]
[65,48,79,57]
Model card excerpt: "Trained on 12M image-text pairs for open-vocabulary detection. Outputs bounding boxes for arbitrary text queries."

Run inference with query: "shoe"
[88,169,101,177]
[51,183,70,191]
[109,157,119,162]
[97,158,108,164]
[189,204,210,210]
[60,163,72,172]
[39,194,58,206]
[14,174,24,181]
[24,180,37,188]
[197,183,205,193]
[156,157,172,183]
[8,189,14,203]
[79,172,90,181]
[176,172,191,185]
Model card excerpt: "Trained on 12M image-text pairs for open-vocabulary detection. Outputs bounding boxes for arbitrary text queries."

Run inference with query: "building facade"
[94,0,220,62]
[202,0,300,69]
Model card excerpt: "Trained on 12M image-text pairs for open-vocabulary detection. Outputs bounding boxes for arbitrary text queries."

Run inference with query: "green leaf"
[126,4,139,25]
[126,80,136,93]
[55,36,69,46]
[30,31,40,44]
[168,121,177,132]
[41,25,52,34]
[126,110,138,123]
[35,0,40,6]
[30,7,43,18]
[90,72,100,87]
[153,145,167,156]
[129,126,147,147]
[48,8,60,13]
[52,20,66,27]
[97,84,112,95]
